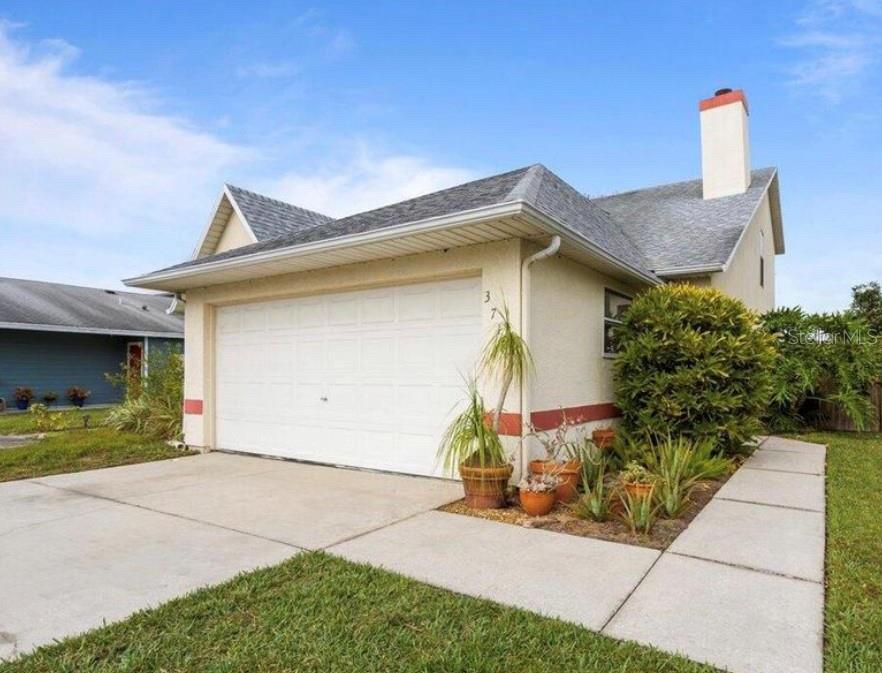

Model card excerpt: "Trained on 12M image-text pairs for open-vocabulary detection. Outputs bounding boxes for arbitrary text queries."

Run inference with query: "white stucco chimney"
[699,88,751,199]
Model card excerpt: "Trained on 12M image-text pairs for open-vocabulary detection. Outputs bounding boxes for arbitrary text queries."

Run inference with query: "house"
[126,88,784,479]
[0,278,184,409]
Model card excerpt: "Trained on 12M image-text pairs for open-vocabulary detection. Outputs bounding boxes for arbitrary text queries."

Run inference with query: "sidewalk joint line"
[599,550,664,633]
[715,495,824,513]
[741,466,824,476]
[666,550,822,585]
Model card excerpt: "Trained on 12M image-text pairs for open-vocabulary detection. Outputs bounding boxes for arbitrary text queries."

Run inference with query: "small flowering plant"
[518,472,562,493]
[619,461,654,486]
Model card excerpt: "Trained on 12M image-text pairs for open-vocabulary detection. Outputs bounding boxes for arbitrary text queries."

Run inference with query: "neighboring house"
[127,88,784,479]
[0,278,184,408]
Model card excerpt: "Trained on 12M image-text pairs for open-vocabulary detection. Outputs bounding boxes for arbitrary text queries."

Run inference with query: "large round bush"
[613,284,775,453]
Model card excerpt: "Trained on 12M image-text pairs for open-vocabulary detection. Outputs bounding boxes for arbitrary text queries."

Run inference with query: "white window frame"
[603,289,632,357]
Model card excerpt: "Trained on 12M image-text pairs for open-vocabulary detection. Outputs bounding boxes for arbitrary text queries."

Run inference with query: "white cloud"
[264,148,476,217]
[0,22,249,240]
[781,1,882,101]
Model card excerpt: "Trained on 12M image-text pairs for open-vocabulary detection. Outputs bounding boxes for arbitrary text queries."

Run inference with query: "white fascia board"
[125,201,527,287]
[0,322,184,338]
[655,263,725,278]
[519,203,662,286]
[190,186,259,260]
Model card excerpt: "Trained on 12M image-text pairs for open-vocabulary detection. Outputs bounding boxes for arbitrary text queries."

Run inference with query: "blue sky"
[0,0,880,311]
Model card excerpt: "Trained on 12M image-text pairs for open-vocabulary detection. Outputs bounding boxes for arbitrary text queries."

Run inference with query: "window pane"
[605,290,631,320]
[604,321,618,354]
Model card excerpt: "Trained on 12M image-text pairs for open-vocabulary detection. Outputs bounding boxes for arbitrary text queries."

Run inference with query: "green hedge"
[613,284,775,453]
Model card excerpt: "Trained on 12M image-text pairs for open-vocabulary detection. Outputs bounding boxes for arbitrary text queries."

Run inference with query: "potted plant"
[42,391,58,406]
[518,473,560,516]
[14,387,34,410]
[67,386,91,407]
[527,416,585,503]
[438,379,512,509]
[619,461,655,497]
[592,425,616,450]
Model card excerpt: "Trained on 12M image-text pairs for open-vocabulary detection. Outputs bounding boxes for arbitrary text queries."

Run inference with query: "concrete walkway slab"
[604,554,824,673]
[744,448,825,475]
[0,485,296,660]
[126,460,462,550]
[329,510,660,630]
[760,436,827,456]
[669,498,825,581]
[716,467,825,512]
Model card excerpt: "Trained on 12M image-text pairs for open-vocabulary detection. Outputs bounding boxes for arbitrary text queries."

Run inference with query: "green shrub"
[106,348,183,440]
[29,403,65,432]
[613,284,775,454]
[762,308,881,430]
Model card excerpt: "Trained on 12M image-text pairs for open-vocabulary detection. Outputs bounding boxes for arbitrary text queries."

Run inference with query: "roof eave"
[0,321,184,338]
[655,263,725,278]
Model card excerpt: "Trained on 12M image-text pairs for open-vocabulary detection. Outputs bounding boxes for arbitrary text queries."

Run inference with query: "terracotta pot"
[623,481,654,498]
[519,488,557,517]
[459,463,513,509]
[592,428,616,451]
[529,459,582,503]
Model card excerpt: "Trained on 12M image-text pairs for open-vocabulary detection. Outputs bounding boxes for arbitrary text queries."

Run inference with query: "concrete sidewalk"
[331,436,827,673]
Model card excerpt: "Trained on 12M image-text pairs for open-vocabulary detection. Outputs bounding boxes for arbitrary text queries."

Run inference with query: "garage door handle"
[320,396,328,402]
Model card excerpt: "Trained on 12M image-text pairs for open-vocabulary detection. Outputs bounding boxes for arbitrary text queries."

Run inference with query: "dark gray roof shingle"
[143,164,777,280]
[0,278,184,336]
[594,167,777,272]
[227,184,333,240]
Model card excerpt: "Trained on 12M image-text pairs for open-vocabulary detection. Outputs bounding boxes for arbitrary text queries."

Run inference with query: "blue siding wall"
[0,330,130,405]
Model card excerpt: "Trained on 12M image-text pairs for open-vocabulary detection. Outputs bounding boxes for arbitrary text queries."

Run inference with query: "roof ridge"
[225,183,335,222]
[504,163,546,204]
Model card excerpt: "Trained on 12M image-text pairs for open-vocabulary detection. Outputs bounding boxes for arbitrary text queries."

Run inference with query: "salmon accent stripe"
[699,89,749,114]
[495,403,621,437]
[183,399,203,415]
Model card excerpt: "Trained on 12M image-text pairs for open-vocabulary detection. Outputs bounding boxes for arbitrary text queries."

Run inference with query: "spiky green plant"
[480,304,532,432]
[618,486,659,535]
[436,378,507,475]
[573,457,610,522]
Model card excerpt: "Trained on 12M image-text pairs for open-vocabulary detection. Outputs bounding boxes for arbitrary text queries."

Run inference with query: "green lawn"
[2,432,880,672]
[0,406,113,435]
[789,431,882,673]
[1,552,717,673]
[0,426,192,483]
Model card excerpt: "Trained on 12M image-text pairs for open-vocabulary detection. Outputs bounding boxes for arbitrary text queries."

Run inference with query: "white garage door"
[214,277,482,477]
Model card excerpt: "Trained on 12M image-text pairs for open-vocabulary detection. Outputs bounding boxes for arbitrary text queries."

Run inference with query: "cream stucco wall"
[526,251,646,459]
[181,239,526,469]
[710,192,775,313]
[213,212,254,255]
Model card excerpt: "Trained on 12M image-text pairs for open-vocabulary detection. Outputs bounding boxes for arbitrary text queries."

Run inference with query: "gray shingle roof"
[0,278,184,336]
[594,167,777,272]
[226,184,333,240]
[143,164,778,281]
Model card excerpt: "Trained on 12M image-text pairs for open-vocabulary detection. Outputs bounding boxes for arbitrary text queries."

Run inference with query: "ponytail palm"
[481,304,532,432]
[437,378,506,475]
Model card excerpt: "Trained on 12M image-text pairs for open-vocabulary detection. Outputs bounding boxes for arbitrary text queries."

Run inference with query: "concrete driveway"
[0,453,461,659]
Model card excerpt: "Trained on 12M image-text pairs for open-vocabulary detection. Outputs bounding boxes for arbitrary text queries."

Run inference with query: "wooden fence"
[817,382,882,432]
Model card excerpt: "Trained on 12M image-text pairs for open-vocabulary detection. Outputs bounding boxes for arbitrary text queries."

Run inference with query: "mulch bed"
[439,475,731,550]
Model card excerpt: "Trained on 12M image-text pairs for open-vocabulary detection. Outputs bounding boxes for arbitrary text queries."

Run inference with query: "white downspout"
[519,235,561,478]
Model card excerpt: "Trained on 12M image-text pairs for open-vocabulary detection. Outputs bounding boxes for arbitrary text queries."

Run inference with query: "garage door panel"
[215,277,481,476]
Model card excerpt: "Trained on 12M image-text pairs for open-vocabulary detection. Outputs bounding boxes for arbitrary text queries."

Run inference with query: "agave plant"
[573,457,610,522]
[618,486,659,535]
[480,304,532,432]
[436,378,507,475]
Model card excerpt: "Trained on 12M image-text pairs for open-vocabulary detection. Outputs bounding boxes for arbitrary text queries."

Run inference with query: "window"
[604,289,631,355]
[759,230,765,288]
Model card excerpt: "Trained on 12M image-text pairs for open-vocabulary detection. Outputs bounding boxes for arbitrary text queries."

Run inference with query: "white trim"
[519,204,662,286]
[191,186,259,260]
[0,321,183,338]
[223,185,260,243]
[655,263,726,277]
[126,201,527,286]
[127,340,145,376]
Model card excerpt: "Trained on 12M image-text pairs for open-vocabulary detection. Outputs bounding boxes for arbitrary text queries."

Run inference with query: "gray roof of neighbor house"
[594,167,779,273]
[136,162,780,282]
[226,184,334,240]
[0,277,184,337]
